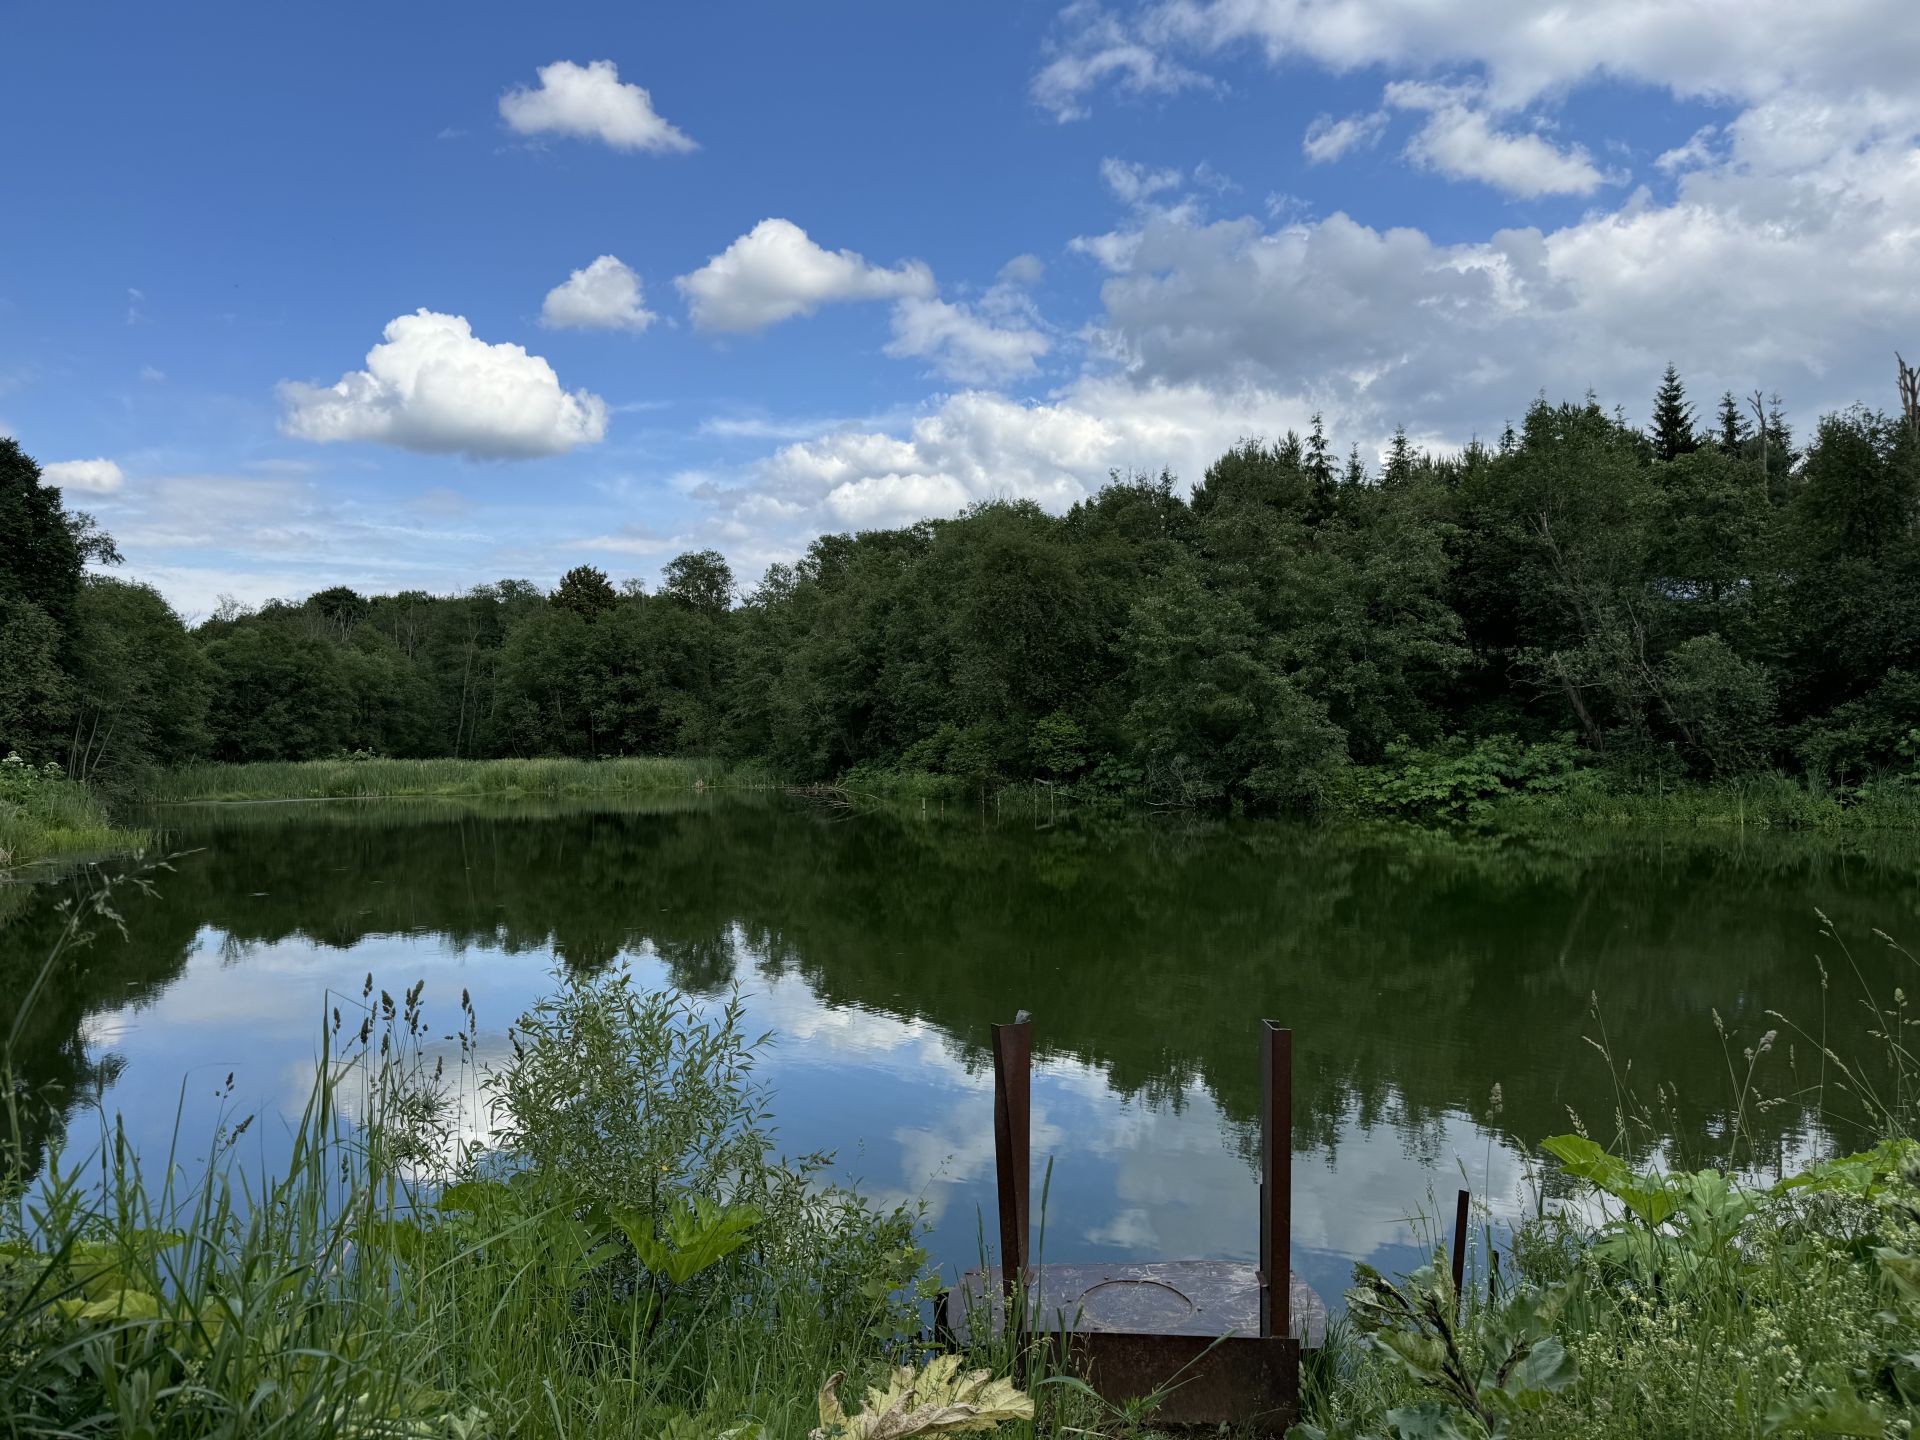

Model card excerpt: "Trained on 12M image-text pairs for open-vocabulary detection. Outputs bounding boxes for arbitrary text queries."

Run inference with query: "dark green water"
[3,794,1917,1304]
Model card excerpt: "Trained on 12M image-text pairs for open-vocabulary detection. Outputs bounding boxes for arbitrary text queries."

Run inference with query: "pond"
[3,792,1917,1308]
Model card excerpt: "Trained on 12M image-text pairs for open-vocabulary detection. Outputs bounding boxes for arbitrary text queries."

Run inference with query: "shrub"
[1342,734,1589,822]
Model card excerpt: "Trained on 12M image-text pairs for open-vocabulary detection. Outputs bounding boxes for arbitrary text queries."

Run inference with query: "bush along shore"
[0,753,147,867]
[133,734,1920,831]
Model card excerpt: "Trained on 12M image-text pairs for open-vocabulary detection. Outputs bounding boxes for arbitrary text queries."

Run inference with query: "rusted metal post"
[1450,1189,1470,1316]
[1259,1022,1292,1340]
[991,1017,1032,1318]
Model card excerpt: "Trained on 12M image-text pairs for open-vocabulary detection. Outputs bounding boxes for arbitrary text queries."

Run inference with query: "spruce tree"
[1384,425,1414,486]
[1715,391,1749,453]
[1649,363,1699,462]
[1306,413,1334,490]
[1344,443,1367,487]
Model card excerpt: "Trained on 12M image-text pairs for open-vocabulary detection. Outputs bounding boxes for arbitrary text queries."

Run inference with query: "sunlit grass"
[0,874,953,1439]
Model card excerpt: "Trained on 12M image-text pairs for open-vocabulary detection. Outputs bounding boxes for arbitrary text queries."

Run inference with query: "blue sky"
[3,1,1916,615]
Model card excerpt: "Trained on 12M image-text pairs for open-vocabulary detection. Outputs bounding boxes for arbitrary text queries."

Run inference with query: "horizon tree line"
[3,361,1917,810]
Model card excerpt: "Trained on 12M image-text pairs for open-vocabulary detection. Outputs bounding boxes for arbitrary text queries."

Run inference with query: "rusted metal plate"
[969,1013,1315,1433]
[955,1260,1327,1348]
[1058,1331,1302,1435]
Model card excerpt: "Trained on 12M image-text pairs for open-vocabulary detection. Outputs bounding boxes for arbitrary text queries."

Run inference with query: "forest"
[5,365,1919,814]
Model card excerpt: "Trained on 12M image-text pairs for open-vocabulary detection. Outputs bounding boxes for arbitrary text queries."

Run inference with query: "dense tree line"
[3,364,1918,808]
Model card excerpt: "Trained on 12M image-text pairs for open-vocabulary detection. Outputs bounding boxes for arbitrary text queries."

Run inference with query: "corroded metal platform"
[954,1260,1328,1347]
[942,1016,1323,1436]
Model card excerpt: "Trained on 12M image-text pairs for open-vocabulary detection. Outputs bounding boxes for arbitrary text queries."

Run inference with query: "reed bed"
[141,756,774,804]
[0,763,147,868]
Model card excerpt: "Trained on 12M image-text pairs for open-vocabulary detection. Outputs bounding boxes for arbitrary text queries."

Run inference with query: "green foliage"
[1,871,934,1439]
[0,753,142,865]
[1121,563,1347,810]
[1304,1258,1575,1439]
[11,362,1920,826]
[142,755,735,802]
[1028,710,1087,781]
[551,564,617,621]
[68,578,212,786]
[615,1195,763,1285]
[1343,735,1587,821]
[0,438,85,648]
[1649,363,1700,462]
[1304,1132,1920,1439]
[661,549,736,615]
[1659,633,1777,778]
[0,598,72,766]
[202,622,355,761]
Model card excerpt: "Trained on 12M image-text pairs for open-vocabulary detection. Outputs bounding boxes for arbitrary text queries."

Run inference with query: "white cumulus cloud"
[1032,4,1212,121]
[1656,125,1720,174]
[540,255,657,332]
[675,219,934,332]
[42,458,126,493]
[1101,156,1184,204]
[279,310,608,459]
[499,60,695,154]
[1387,82,1607,196]
[1042,0,1920,121]
[886,297,1051,384]
[1302,110,1389,164]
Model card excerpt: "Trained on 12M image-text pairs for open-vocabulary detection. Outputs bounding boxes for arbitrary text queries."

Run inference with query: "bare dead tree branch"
[1899,352,1920,442]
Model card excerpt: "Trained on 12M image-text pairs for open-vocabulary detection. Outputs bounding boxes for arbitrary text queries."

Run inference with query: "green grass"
[0,774,148,868]
[1499,772,1920,832]
[0,876,959,1439]
[141,756,773,804]
[1296,920,1920,1440]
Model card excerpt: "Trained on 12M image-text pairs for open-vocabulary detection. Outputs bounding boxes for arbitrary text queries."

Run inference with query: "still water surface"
[4,793,1917,1305]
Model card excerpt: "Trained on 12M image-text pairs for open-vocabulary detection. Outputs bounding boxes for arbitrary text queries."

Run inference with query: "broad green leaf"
[1762,1387,1887,1435]
[1539,1135,1677,1225]
[1876,1248,1920,1304]
[359,1218,433,1267]
[1384,1404,1485,1439]
[615,1196,762,1286]
[55,1286,163,1322]
[1777,1140,1918,1198]
[436,1180,512,1214]
[1498,1338,1576,1400]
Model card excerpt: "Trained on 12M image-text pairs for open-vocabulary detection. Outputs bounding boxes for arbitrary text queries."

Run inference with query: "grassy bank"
[1298,1130,1920,1438]
[1,873,1018,1439]
[0,755,148,867]
[1297,923,1920,1439]
[130,747,1920,834]
[832,751,1920,835]
[1499,775,1920,831]
[1337,734,1920,833]
[142,755,769,804]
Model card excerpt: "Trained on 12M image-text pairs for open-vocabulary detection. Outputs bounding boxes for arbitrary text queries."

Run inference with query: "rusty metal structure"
[948,1015,1326,1436]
